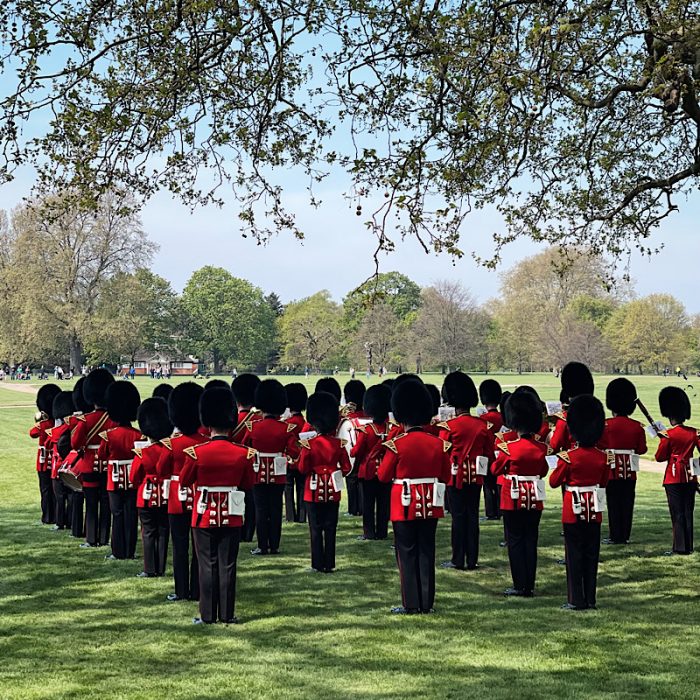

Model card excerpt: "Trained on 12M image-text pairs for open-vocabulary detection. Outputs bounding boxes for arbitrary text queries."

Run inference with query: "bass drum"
[58,451,83,492]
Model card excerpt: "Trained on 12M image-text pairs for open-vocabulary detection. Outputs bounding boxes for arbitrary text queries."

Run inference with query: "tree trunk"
[212,348,220,374]
[69,335,82,374]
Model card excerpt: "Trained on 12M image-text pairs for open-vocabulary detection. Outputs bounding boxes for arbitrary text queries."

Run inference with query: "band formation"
[29,363,697,623]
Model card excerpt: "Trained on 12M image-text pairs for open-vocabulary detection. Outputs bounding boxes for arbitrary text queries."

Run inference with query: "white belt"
[508,475,539,482]
[393,477,438,485]
[258,452,283,459]
[608,449,635,456]
[197,486,239,493]
[87,444,100,450]
[171,475,180,482]
[566,485,599,495]
[109,459,132,466]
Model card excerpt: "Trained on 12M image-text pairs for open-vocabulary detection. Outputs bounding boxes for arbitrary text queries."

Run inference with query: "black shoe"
[269,549,280,555]
[250,548,267,555]
[560,603,586,611]
[503,588,526,597]
[356,535,370,541]
[390,606,420,614]
[440,560,459,569]
[466,564,479,571]
[663,551,676,556]
[166,593,182,602]
[602,538,613,545]
[486,516,500,521]
[556,558,566,565]
[104,554,118,561]
[136,571,156,578]
[421,608,436,614]
[192,617,214,625]
[50,525,62,531]
[221,617,239,625]
[307,567,323,574]
[499,541,507,548]
[324,568,335,574]
[80,542,97,549]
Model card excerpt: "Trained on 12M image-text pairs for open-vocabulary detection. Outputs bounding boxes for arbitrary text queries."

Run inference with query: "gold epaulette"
[436,421,450,430]
[183,445,197,460]
[557,451,571,463]
[247,447,258,460]
[286,422,297,433]
[496,441,510,456]
[98,430,109,442]
[546,446,554,456]
[45,428,53,438]
[299,439,312,450]
[486,421,493,430]
[74,414,87,422]
[442,440,452,453]
[161,437,172,450]
[340,438,349,448]
[133,447,143,458]
[383,439,398,454]
[356,424,368,434]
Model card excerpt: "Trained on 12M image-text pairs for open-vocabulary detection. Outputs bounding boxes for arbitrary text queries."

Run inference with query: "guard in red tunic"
[600,378,647,545]
[232,373,262,542]
[424,384,443,437]
[492,391,550,597]
[438,372,493,571]
[98,381,142,561]
[352,384,392,540]
[30,383,61,524]
[284,382,308,523]
[249,379,300,555]
[67,378,91,538]
[180,387,256,624]
[130,397,173,577]
[157,382,207,601]
[72,369,116,547]
[479,379,503,520]
[378,381,451,614]
[298,392,352,573]
[342,379,367,516]
[655,387,698,555]
[48,391,75,530]
[550,395,609,610]
[550,362,594,453]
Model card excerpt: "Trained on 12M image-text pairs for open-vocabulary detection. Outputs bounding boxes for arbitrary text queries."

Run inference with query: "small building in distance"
[124,351,201,377]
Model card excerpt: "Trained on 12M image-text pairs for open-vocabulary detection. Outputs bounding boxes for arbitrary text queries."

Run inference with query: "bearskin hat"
[205,379,230,391]
[479,379,503,407]
[306,391,340,435]
[606,378,637,417]
[152,383,173,401]
[426,384,441,417]
[231,373,260,407]
[83,368,115,408]
[393,373,422,389]
[200,387,236,429]
[344,379,366,408]
[567,395,605,447]
[106,381,141,425]
[363,384,391,423]
[52,391,75,421]
[255,379,287,416]
[659,386,691,423]
[499,390,512,418]
[392,380,433,427]
[72,377,91,414]
[285,383,308,413]
[137,397,173,441]
[382,378,395,389]
[314,377,341,402]
[561,361,594,402]
[514,385,545,414]
[36,383,61,416]
[168,382,204,435]
[505,391,543,435]
[441,371,478,410]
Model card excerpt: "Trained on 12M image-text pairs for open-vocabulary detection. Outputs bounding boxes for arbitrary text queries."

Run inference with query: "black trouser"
[346,474,362,515]
[285,469,307,523]
[361,478,391,539]
[38,471,55,524]
[170,511,199,600]
[393,518,438,612]
[52,478,71,529]
[606,479,636,543]
[139,505,169,575]
[307,501,340,571]
[70,491,85,538]
[503,510,541,593]
[193,527,241,623]
[483,472,500,519]
[241,490,256,542]
[83,473,111,545]
[563,521,601,608]
[447,484,481,569]
[665,483,696,554]
[254,483,284,553]
[109,489,138,559]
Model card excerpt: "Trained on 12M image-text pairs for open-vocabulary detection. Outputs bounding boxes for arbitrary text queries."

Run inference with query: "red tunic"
[47,422,71,478]
[377,429,452,521]
[549,412,571,452]
[29,417,53,472]
[438,414,493,488]
[130,440,172,508]
[249,417,300,485]
[549,447,610,523]
[351,421,390,480]
[599,416,647,481]
[180,437,257,528]
[492,437,549,511]
[98,425,143,491]
[285,413,305,434]
[479,409,503,436]
[298,434,352,503]
[654,424,700,485]
[231,408,263,446]
[71,410,116,487]
[156,432,210,514]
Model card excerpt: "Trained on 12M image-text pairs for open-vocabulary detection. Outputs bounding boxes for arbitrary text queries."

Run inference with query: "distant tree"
[266,292,284,317]
[348,302,404,374]
[9,191,154,369]
[343,272,422,331]
[279,291,344,371]
[181,267,276,372]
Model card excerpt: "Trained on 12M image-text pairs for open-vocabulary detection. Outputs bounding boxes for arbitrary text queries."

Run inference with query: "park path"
[0,381,41,394]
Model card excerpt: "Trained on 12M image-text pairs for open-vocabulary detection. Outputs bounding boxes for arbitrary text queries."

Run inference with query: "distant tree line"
[1,194,699,375]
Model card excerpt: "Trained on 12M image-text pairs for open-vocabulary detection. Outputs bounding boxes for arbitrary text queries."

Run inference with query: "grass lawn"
[0,374,698,699]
